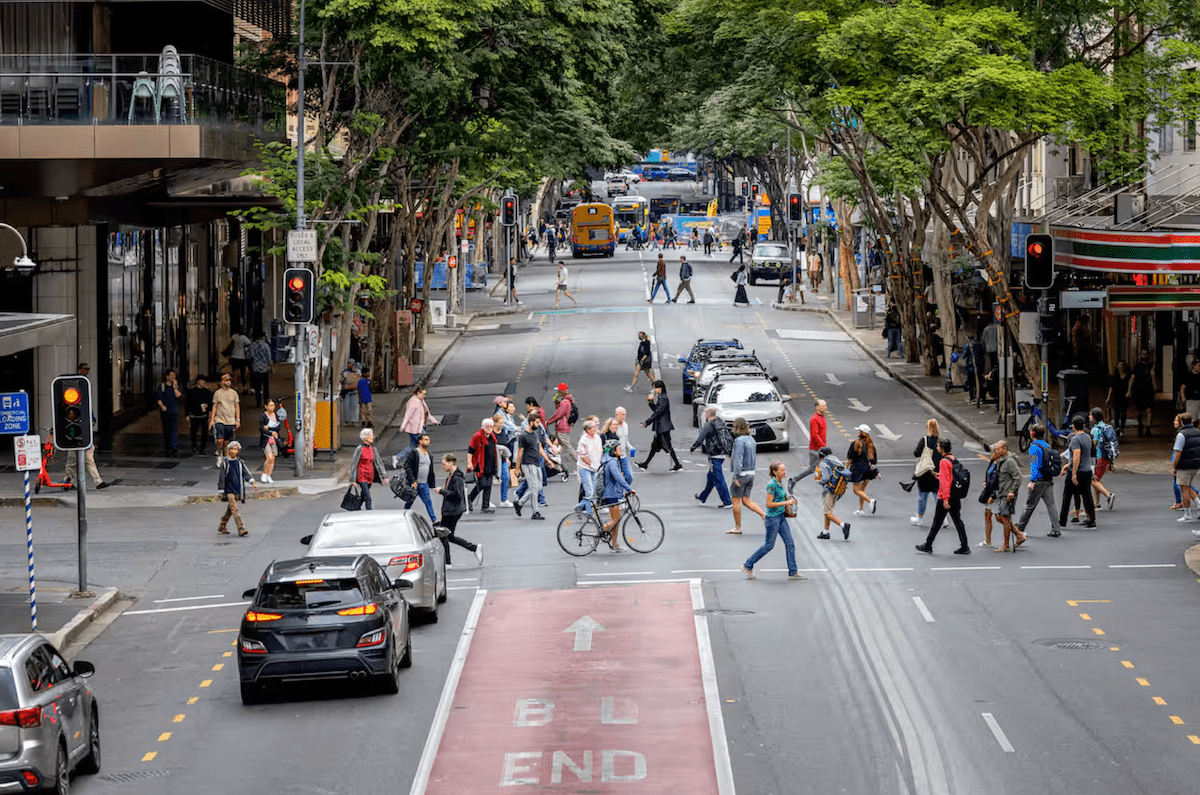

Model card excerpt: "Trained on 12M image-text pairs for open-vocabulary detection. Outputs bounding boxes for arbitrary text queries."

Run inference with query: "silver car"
[302,510,448,622]
[0,635,100,794]
[700,373,791,450]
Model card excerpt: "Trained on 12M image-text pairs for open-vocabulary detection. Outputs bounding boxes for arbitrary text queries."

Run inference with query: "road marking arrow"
[875,424,902,441]
[848,398,872,412]
[824,373,845,386]
[874,370,892,381]
[563,615,606,652]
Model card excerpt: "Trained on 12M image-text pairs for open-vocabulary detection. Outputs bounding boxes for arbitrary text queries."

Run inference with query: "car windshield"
[710,380,779,403]
[0,668,18,710]
[312,522,414,551]
[754,244,789,259]
[256,578,365,611]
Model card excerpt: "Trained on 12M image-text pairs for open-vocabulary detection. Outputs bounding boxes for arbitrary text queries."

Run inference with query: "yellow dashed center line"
[1092,628,1105,636]
[1188,735,1200,745]
[187,696,199,705]
[1121,660,1134,669]
[173,714,185,723]
[157,732,171,742]
[223,651,233,658]
[1079,613,1091,621]
[1154,697,1168,706]
[199,679,212,688]
[1171,716,1186,725]
[141,752,157,762]
[211,663,224,672]
[1137,678,1151,687]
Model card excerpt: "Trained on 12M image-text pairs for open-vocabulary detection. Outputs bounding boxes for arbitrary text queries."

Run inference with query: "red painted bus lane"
[418,582,725,792]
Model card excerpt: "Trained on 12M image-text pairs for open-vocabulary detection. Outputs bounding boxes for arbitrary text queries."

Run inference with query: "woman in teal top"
[742,461,805,580]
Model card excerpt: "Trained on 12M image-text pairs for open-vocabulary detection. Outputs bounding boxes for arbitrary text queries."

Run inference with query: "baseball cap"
[557,382,569,392]
[856,424,871,433]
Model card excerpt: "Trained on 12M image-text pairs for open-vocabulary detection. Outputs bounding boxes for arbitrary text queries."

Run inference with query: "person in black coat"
[399,433,439,522]
[636,380,682,472]
[433,454,482,567]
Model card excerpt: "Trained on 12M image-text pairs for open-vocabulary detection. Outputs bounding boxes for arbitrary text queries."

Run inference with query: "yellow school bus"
[570,203,616,258]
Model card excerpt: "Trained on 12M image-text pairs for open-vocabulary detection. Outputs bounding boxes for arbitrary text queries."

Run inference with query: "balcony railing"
[0,53,284,140]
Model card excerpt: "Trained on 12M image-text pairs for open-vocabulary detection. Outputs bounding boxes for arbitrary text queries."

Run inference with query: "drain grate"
[101,770,171,783]
[1034,638,1110,651]
[198,559,229,566]
[695,608,756,616]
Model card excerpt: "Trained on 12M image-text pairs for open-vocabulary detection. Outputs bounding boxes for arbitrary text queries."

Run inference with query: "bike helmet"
[603,439,621,455]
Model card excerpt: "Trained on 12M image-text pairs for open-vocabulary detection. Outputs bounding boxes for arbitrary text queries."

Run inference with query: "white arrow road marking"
[824,373,845,386]
[875,424,902,441]
[848,398,872,412]
[563,615,606,651]
[874,370,892,380]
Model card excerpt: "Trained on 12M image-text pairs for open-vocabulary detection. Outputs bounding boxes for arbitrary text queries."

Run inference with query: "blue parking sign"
[0,392,30,435]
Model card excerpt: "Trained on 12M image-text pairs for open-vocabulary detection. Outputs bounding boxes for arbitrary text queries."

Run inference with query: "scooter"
[33,429,72,494]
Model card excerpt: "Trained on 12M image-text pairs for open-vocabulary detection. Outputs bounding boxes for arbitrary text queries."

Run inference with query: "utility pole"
[293,0,308,477]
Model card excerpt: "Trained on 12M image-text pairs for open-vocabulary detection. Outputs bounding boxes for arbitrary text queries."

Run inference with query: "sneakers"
[1106,493,1117,511]
[953,547,971,555]
[634,461,648,472]
[623,385,633,393]
[513,501,523,518]
[695,493,705,504]
[500,500,513,508]
[1192,529,1200,540]
[817,532,830,540]
[474,544,484,566]
[96,481,109,490]
[1081,521,1097,528]
[788,573,807,580]
[1048,529,1062,537]
[260,474,268,483]
[719,502,732,509]
[870,499,878,515]
[741,565,756,580]
[843,523,851,540]
[977,540,993,547]
[909,515,921,526]
[1070,514,1081,524]
[481,508,495,514]
[915,544,932,554]
[669,464,684,472]
[1177,511,1196,523]
[787,475,801,491]
[531,512,545,521]
[854,510,865,516]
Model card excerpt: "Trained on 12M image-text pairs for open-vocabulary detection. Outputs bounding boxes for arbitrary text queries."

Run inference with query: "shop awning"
[1106,285,1200,313]
[1054,228,1200,274]
[0,313,74,358]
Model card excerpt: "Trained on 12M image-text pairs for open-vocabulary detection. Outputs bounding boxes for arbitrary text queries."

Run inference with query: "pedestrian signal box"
[52,375,92,451]
[501,197,517,227]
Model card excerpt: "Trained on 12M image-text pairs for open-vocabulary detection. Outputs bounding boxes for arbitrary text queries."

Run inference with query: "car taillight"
[336,603,378,616]
[357,628,386,648]
[239,637,267,654]
[0,708,41,729]
[20,771,38,787]
[244,610,283,622]
[388,554,422,572]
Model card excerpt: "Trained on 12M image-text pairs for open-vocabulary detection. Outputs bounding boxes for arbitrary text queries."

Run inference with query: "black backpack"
[1037,442,1063,478]
[567,400,579,426]
[949,458,971,499]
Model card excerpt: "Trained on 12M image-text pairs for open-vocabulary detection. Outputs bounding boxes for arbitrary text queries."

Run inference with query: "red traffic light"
[288,275,307,291]
[1028,242,1043,256]
[62,387,82,405]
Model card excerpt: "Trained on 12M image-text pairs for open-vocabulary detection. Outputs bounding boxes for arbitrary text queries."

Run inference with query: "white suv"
[605,175,627,196]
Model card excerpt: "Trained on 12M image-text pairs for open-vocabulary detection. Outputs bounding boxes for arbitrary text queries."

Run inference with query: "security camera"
[12,256,37,275]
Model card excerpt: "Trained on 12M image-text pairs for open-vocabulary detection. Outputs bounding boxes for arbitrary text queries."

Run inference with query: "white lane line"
[447,586,479,591]
[580,571,656,577]
[760,568,828,573]
[153,594,226,603]
[912,596,935,623]
[125,601,249,616]
[785,402,810,440]
[1020,565,1092,570]
[408,589,488,795]
[691,579,737,795]
[930,566,1002,571]
[1108,564,1176,569]
[671,569,739,573]
[981,713,1015,753]
[446,578,479,582]
[577,578,692,585]
[845,568,914,572]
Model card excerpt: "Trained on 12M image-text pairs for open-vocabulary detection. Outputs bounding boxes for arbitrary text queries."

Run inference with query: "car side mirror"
[300,534,313,545]
[781,394,792,402]
[392,579,414,590]
[678,358,687,364]
[433,525,451,539]
[73,661,95,678]
[771,375,779,382]
[242,588,257,600]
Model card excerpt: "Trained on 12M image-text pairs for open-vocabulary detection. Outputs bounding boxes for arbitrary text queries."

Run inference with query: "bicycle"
[32,429,72,494]
[1016,396,1075,452]
[556,491,665,556]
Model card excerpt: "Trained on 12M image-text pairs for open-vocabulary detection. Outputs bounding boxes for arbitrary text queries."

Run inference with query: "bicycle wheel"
[557,511,601,557]
[622,509,665,553]
[1018,420,1031,452]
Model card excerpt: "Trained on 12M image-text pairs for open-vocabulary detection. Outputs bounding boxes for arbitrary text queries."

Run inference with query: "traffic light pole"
[75,449,88,594]
[294,0,308,478]
[1039,289,1050,410]
[294,327,307,477]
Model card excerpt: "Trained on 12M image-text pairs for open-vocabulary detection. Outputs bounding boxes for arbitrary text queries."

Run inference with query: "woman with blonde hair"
[904,418,941,526]
[847,425,878,515]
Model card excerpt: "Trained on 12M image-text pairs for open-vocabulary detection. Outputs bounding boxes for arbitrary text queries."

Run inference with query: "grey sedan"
[302,510,448,622]
[702,374,792,451]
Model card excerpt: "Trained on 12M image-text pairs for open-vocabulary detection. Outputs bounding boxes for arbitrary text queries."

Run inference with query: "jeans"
[576,468,596,512]
[621,455,634,486]
[886,328,902,357]
[745,514,798,575]
[358,481,373,510]
[404,482,437,522]
[499,460,510,502]
[698,457,731,505]
[924,499,968,550]
[161,411,178,452]
[917,490,935,517]
[649,278,669,302]
[1059,471,1096,525]
[1016,479,1060,532]
[1174,476,1183,504]
[468,473,493,509]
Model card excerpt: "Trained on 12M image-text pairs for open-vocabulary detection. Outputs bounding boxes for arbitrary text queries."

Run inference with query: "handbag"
[784,503,797,518]
[341,483,364,511]
[914,438,935,477]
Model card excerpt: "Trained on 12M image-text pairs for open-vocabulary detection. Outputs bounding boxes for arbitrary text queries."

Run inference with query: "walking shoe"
[531,512,545,521]
[513,501,523,517]
[953,547,971,555]
[481,508,495,514]
[788,573,807,580]
[1070,515,1081,524]
[1106,493,1117,511]
[1048,530,1062,537]
[261,474,268,483]
[899,480,915,493]
[465,499,473,513]
[915,544,932,554]
[719,502,732,509]
[474,544,484,566]
[741,565,756,580]
[1192,529,1200,540]
[1082,521,1097,528]
[817,532,831,540]
[695,493,705,504]
[623,385,633,393]
[977,540,993,547]
[788,475,801,491]
[500,500,513,508]
[635,461,648,472]
[446,562,454,570]
[870,499,878,515]
[909,515,921,526]
[1178,512,1195,523]
[670,464,683,472]
[490,502,498,509]
[853,510,865,516]
[96,482,109,490]
[843,523,851,540]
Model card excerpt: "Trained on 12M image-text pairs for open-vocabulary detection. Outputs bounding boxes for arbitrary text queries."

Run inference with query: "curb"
[0,496,68,508]
[47,586,120,651]
[185,486,299,504]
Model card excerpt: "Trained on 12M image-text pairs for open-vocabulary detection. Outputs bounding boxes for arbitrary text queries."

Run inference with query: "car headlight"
[768,415,786,423]
[687,369,700,379]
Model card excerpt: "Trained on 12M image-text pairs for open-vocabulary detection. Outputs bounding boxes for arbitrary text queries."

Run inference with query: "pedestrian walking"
[788,400,828,492]
[903,419,941,526]
[547,228,558,263]
[976,446,1001,548]
[224,331,251,392]
[1014,424,1063,537]
[497,402,520,506]
[812,446,851,539]
[512,413,548,521]
[612,406,635,485]
[690,228,700,251]
[340,360,361,426]
[575,419,603,512]
[433,454,483,567]
[216,441,257,536]
[729,227,746,264]
[545,384,578,467]
[1089,407,1118,510]
[1131,350,1156,436]
[1058,416,1097,529]
[155,368,182,456]
[636,380,683,472]
[703,228,714,256]
[399,433,439,523]
[648,254,669,303]
[249,332,273,408]
[727,417,766,534]
[258,399,281,484]
[808,251,822,292]
[400,387,439,451]
[691,407,733,508]
[673,256,696,303]
[847,425,878,515]
[1170,413,1185,510]
[208,373,241,458]
[187,375,212,455]
[990,440,1028,552]
[349,427,388,510]
[1171,411,1200,525]
[743,461,804,580]
[555,261,578,308]
[357,368,374,428]
[507,256,519,303]
[63,365,107,490]
[466,418,499,513]
[732,264,750,306]
[884,305,902,358]
[915,439,970,554]
[625,331,654,393]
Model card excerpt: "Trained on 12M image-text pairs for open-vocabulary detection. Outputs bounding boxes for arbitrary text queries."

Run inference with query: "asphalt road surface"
[73,247,1200,795]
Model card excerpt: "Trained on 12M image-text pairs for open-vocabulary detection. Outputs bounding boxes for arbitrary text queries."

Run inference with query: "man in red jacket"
[789,399,828,491]
[466,418,499,513]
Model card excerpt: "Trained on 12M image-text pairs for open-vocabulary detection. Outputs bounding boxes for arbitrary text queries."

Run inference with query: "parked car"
[237,555,414,704]
[678,338,742,404]
[302,510,448,622]
[0,635,100,792]
[605,175,628,196]
[695,372,791,450]
[667,167,694,181]
[749,242,792,284]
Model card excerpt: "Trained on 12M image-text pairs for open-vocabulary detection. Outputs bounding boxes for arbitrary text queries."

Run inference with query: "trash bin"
[852,289,874,329]
[1057,368,1088,427]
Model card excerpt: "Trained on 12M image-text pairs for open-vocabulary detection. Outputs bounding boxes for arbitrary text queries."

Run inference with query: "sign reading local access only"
[0,392,30,435]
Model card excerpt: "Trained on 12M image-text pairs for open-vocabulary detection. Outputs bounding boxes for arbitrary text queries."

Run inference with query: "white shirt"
[614,421,631,455]
[557,265,568,286]
[576,432,602,472]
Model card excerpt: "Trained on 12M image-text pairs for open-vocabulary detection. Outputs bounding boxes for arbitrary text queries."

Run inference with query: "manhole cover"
[1033,638,1111,651]
[101,770,171,782]
[694,608,755,616]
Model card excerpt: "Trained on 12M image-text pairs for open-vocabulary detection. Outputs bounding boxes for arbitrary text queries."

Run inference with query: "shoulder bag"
[341,482,364,511]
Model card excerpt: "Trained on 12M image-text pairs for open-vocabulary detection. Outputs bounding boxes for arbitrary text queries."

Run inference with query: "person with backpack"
[691,408,733,508]
[814,446,852,540]
[990,440,1028,552]
[1089,407,1118,511]
[1058,416,1098,529]
[915,439,971,555]
[1014,424,1064,537]
[544,384,577,468]
[673,256,696,303]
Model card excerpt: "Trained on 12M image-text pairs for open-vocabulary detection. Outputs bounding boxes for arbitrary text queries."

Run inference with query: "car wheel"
[379,644,402,695]
[52,742,68,795]
[240,681,263,705]
[399,635,413,669]
[749,274,758,286]
[436,568,448,604]
[76,708,101,775]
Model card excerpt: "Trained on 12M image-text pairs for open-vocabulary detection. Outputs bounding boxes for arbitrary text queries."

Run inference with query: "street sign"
[287,229,319,262]
[448,255,457,269]
[0,392,30,435]
[307,328,319,360]
[14,435,40,472]
[410,297,424,313]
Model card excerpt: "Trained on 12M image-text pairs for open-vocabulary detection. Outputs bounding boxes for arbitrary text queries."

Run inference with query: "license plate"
[288,632,335,650]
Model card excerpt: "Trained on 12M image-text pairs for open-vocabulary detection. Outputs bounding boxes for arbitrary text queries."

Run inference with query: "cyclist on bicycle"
[597,440,634,549]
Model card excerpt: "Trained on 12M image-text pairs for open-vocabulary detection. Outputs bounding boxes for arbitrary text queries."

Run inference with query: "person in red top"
[544,383,577,467]
[915,438,969,555]
[467,418,499,513]
[789,399,828,491]
[349,428,389,510]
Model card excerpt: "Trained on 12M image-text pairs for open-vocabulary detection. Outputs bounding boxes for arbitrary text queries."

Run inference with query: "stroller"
[543,439,571,482]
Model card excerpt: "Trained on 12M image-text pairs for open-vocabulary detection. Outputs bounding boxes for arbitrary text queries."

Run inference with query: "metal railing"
[0,53,284,138]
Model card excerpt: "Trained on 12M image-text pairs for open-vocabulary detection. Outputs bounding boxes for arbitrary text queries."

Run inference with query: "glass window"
[255,579,365,611]
[709,380,780,404]
[24,648,57,692]
[311,521,415,551]
[754,245,789,259]
[0,669,19,710]
[1186,118,1197,152]
[412,515,434,543]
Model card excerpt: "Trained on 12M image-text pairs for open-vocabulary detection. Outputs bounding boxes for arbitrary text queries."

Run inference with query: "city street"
[63,247,1200,795]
